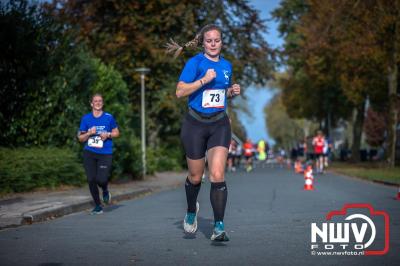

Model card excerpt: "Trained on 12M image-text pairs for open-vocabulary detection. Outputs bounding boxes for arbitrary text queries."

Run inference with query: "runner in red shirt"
[312,130,325,174]
[243,139,254,172]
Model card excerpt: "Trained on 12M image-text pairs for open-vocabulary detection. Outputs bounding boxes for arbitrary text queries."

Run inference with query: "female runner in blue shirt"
[78,93,120,214]
[167,24,241,241]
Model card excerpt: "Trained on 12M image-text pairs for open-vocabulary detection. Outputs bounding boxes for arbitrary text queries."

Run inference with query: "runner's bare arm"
[78,132,89,143]
[176,69,216,98]
[176,80,203,98]
[78,126,96,143]
[100,127,120,141]
[110,127,120,138]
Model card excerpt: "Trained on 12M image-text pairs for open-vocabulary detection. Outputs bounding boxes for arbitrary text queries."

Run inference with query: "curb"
[372,180,399,187]
[3,188,153,229]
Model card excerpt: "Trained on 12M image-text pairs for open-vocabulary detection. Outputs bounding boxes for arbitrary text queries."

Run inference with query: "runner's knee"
[209,170,225,182]
[188,173,202,184]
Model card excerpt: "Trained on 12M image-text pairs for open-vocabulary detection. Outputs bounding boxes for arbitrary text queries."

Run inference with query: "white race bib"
[88,136,103,148]
[202,89,225,108]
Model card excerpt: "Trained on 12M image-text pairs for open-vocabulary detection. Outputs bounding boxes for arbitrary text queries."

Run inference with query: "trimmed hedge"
[147,146,184,174]
[0,147,85,193]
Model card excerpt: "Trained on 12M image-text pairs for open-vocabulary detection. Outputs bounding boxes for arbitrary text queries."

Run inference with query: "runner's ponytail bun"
[165,24,222,59]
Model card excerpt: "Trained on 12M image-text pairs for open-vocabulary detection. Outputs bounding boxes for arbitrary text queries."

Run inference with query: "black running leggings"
[83,150,112,206]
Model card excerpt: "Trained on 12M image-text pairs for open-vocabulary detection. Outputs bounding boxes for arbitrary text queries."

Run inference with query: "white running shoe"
[183,202,199,233]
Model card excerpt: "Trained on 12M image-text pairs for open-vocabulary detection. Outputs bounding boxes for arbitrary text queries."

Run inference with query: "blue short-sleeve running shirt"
[79,112,118,154]
[178,53,232,114]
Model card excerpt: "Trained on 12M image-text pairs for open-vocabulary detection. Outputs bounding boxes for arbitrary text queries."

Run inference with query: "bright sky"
[237,0,283,145]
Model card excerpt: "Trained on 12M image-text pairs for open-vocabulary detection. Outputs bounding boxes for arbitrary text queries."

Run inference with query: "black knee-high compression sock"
[185,177,201,213]
[210,181,228,222]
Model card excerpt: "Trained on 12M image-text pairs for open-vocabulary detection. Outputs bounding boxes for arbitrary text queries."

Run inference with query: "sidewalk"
[0,172,186,230]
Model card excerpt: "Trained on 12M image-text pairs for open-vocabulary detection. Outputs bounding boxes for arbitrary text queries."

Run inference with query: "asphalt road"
[0,166,399,266]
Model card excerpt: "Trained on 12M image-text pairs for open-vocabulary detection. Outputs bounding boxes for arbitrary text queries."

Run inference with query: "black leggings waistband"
[188,108,226,123]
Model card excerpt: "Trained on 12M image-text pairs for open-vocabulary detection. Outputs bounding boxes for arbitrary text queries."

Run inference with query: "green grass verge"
[330,162,400,185]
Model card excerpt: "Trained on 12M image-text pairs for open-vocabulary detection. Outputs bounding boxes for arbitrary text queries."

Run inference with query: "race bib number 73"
[88,136,103,148]
[202,89,225,108]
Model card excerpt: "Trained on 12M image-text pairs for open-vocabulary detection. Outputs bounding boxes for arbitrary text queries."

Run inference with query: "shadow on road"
[174,216,228,246]
[173,216,213,239]
[196,216,214,239]
[103,204,123,213]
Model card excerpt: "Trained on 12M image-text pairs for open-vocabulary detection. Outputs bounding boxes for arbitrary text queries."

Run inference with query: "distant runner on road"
[243,139,254,172]
[312,130,325,174]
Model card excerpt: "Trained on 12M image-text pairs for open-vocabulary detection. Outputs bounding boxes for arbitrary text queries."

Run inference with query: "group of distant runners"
[225,130,333,175]
[227,138,272,172]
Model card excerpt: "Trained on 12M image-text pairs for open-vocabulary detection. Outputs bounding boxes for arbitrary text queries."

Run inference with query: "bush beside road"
[0,147,85,194]
[0,146,184,196]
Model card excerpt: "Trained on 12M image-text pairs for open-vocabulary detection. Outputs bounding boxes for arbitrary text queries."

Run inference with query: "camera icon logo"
[311,203,390,256]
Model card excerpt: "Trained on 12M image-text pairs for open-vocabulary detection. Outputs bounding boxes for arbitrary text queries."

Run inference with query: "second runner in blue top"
[77,93,120,215]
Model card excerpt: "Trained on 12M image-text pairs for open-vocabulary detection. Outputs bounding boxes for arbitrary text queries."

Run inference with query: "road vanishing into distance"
[1,166,399,265]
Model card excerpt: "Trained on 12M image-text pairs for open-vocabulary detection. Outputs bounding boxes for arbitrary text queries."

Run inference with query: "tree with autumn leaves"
[273,0,399,166]
[1,0,275,179]
[45,0,274,147]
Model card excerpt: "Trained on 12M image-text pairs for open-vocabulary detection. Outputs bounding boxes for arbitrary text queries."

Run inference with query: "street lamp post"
[135,67,150,178]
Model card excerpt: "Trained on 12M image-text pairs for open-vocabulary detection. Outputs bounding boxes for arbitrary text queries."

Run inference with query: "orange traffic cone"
[396,187,400,200]
[294,160,304,174]
[304,165,314,190]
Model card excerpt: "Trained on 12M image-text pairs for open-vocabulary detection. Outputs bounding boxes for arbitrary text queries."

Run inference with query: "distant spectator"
[297,139,306,162]
[291,147,298,161]
[277,147,286,168]
[227,140,237,172]
[372,146,385,161]
[306,136,314,161]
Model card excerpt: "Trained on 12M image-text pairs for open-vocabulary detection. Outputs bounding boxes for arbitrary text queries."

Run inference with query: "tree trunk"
[350,103,366,162]
[386,14,398,168]
[386,59,398,167]
[324,110,332,137]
